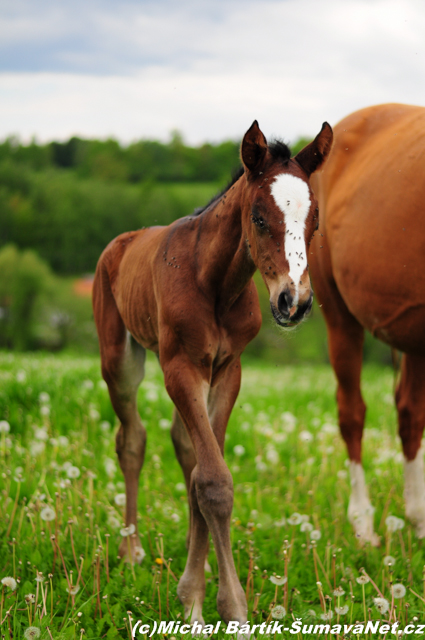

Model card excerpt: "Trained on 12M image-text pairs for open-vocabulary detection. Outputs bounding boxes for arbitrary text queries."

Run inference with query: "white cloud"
[0,0,424,144]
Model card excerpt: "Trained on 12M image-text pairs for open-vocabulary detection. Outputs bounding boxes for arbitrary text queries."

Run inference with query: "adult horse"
[310,103,425,544]
[93,120,333,625]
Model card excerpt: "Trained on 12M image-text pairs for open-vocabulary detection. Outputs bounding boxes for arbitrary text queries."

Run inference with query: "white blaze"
[270,174,310,304]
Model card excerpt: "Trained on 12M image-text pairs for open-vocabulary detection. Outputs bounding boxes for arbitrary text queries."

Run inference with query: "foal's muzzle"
[271,290,313,327]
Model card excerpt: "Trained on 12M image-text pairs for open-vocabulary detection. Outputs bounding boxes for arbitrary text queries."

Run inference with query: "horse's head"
[240,120,333,327]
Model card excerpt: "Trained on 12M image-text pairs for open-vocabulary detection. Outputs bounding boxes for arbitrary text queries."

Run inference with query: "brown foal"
[93,120,332,625]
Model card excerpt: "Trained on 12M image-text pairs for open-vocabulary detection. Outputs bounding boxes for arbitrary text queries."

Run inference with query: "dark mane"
[268,139,292,163]
[192,139,291,217]
[192,166,245,216]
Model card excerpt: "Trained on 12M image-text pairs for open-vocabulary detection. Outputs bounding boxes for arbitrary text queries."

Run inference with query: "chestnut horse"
[93,120,332,625]
[310,103,425,544]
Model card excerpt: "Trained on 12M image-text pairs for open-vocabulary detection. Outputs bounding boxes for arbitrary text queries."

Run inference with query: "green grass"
[0,351,423,639]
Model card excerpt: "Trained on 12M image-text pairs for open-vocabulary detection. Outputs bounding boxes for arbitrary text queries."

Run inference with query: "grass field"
[0,351,423,639]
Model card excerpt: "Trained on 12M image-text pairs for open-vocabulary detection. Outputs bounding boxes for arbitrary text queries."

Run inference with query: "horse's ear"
[241,120,268,174]
[294,122,333,177]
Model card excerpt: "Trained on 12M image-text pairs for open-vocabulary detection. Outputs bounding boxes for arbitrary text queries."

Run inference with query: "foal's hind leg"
[170,409,197,548]
[316,279,378,544]
[93,271,147,562]
[396,354,425,537]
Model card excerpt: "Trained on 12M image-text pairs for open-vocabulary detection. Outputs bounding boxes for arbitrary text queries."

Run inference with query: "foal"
[93,120,332,625]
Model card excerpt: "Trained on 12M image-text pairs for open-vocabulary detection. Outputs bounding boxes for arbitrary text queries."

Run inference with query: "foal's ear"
[241,120,268,174]
[294,122,333,177]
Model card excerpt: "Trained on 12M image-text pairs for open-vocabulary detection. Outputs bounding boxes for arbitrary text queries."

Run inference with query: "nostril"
[277,289,293,317]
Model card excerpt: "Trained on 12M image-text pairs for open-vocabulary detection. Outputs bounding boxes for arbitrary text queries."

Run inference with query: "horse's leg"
[163,356,247,627]
[318,283,378,545]
[170,408,197,548]
[396,354,425,537]
[93,270,146,562]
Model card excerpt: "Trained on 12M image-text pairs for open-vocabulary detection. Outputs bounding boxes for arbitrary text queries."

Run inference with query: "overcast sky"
[0,0,424,146]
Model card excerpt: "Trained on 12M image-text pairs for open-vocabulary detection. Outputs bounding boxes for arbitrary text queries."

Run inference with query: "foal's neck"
[198,176,255,312]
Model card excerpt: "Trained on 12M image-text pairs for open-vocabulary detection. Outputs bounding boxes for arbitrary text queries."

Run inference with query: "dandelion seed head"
[300,522,313,533]
[40,405,50,416]
[24,627,41,639]
[24,594,36,604]
[1,576,17,590]
[67,465,81,479]
[120,523,136,537]
[0,420,10,433]
[374,597,390,614]
[299,430,314,442]
[333,586,345,597]
[271,604,286,620]
[270,575,287,586]
[134,547,146,562]
[66,585,80,595]
[310,529,321,540]
[233,444,245,457]
[159,418,171,430]
[356,575,369,584]
[320,610,333,621]
[40,506,56,522]
[383,555,396,566]
[385,515,405,532]
[392,583,406,599]
[287,513,303,526]
[170,513,180,523]
[114,493,126,506]
[335,605,349,615]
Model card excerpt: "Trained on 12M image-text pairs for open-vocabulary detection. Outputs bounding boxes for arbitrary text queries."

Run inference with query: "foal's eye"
[251,215,267,230]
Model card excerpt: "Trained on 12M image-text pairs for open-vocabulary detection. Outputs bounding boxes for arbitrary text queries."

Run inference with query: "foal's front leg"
[163,356,248,627]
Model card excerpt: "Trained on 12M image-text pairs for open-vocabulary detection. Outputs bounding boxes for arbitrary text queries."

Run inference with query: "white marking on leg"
[347,462,378,544]
[270,174,310,305]
[404,450,425,537]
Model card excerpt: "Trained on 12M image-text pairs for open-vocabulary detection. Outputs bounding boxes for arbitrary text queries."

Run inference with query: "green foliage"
[0,245,53,350]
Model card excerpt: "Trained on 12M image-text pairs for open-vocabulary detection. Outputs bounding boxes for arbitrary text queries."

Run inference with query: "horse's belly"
[334,256,425,355]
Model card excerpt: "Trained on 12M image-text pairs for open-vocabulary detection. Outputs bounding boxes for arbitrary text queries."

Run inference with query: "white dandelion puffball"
[1,576,17,590]
[107,515,121,530]
[310,530,322,541]
[67,465,81,479]
[25,594,36,604]
[333,586,345,597]
[271,605,286,620]
[114,493,126,506]
[58,435,69,448]
[287,513,303,526]
[35,572,44,583]
[299,430,314,442]
[16,370,26,382]
[40,506,56,522]
[100,420,111,432]
[270,575,287,586]
[274,517,287,527]
[104,458,117,477]
[356,575,370,585]
[159,418,171,430]
[233,444,245,457]
[40,405,50,416]
[335,605,349,615]
[66,585,80,595]
[38,392,50,404]
[300,522,313,533]
[374,597,390,614]
[0,420,10,433]
[170,513,180,523]
[24,628,41,640]
[385,515,405,532]
[383,555,396,566]
[266,447,279,465]
[175,482,186,493]
[120,523,136,537]
[392,583,406,599]
[320,611,333,621]
[134,546,146,563]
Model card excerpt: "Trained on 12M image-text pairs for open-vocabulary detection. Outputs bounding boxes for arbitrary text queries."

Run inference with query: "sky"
[0,0,424,146]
